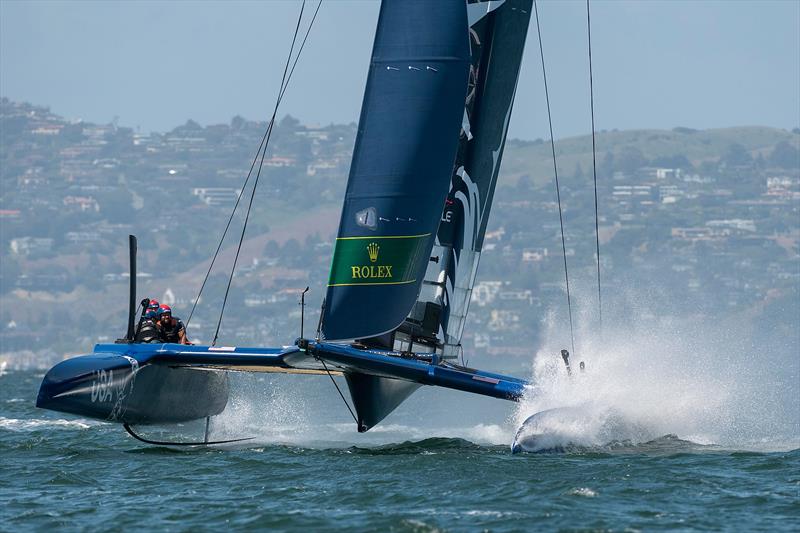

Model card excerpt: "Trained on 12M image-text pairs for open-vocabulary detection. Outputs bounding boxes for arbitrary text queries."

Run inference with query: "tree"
[769,141,799,169]
[231,115,246,130]
[616,146,647,174]
[282,238,302,266]
[279,114,300,131]
[720,143,751,167]
[651,154,693,171]
[600,151,614,177]
[263,239,280,257]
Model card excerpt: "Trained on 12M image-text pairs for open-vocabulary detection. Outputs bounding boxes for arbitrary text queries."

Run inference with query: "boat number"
[91,369,114,403]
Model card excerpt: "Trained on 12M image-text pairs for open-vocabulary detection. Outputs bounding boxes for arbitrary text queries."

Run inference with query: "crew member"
[561,349,572,376]
[135,309,160,343]
[156,305,191,345]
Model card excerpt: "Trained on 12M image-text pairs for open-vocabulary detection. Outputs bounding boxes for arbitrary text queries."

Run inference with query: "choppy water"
[1,370,798,531]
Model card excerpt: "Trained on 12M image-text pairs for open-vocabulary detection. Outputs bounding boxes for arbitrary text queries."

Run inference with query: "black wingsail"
[321,0,471,342]
[411,0,534,358]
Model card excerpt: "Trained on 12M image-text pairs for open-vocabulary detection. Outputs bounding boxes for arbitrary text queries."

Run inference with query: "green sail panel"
[328,234,431,287]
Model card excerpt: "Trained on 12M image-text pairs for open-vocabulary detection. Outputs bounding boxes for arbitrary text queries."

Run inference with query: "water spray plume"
[514,286,799,452]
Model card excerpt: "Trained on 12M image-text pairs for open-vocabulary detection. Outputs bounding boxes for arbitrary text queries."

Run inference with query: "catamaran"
[37,0,540,444]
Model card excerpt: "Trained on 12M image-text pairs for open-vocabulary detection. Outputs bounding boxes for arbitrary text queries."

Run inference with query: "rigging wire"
[192,0,320,344]
[314,303,359,424]
[320,359,359,425]
[185,122,271,328]
[587,0,603,331]
[185,2,320,329]
[533,0,576,356]
[213,0,321,345]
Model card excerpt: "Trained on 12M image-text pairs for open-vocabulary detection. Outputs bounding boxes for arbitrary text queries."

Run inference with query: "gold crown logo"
[367,242,380,263]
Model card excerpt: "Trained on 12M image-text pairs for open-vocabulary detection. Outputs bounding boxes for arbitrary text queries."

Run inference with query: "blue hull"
[36,343,300,424]
[37,341,530,432]
[310,341,527,401]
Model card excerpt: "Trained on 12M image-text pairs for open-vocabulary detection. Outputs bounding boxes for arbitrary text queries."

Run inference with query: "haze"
[1,0,798,139]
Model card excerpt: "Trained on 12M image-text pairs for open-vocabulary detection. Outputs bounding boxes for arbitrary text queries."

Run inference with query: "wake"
[193,374,515,449]
[0,416,97,431]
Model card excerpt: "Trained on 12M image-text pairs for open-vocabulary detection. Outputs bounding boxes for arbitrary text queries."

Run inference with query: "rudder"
[344,372,421,432]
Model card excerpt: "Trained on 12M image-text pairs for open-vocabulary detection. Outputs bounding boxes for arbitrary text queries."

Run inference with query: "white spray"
[513,285,800,451]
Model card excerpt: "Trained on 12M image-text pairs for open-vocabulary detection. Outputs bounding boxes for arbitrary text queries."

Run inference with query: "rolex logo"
[350,242,392,280]
[367,242,380,263]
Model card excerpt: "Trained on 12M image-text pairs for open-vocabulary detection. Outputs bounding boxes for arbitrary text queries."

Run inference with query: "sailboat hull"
[36,343,332,425]
[310,341,527,401]
[36,351,230,424]
[36,341,530,434]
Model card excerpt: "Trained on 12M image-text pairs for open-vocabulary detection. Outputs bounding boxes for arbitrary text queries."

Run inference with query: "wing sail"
[321,0,471,341]
[414,0,534,357]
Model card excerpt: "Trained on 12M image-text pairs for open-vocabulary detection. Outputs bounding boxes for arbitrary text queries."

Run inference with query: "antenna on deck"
[299,286,310,339]
[119,235,150,344]
[125,235,137,342]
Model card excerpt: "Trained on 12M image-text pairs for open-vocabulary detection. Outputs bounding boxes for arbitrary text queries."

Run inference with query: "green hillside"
[2,98,798,360]
[501,126,799,186]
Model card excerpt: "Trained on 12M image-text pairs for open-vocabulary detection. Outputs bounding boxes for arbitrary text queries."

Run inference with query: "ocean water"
[1,369,798,531]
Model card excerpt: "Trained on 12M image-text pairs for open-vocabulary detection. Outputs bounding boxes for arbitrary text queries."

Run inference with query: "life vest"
[135,319,160,343]
[159,318,185,343]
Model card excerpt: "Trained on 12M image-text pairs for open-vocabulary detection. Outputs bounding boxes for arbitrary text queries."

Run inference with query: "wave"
[344,437,489,455]
[197,373,516,449]
[0,416,98,431]
[513,428,720,455]
[202,423,511,451]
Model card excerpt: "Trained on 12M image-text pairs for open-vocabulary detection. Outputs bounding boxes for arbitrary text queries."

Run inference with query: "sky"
[1,0,798,140]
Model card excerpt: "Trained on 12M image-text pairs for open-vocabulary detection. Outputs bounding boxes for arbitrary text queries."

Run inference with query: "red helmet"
[148,299,160,310]
[157,304,172,318]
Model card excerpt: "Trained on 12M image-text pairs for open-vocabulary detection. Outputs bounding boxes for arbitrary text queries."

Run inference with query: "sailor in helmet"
[156,304,190,345]
[135,308,160,343]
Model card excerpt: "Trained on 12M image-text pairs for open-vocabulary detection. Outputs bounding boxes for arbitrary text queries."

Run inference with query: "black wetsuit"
[158,317,186,344]
[135,318,160,343]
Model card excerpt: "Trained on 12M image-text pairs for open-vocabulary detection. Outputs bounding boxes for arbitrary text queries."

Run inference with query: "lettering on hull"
[91,369,114,403]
